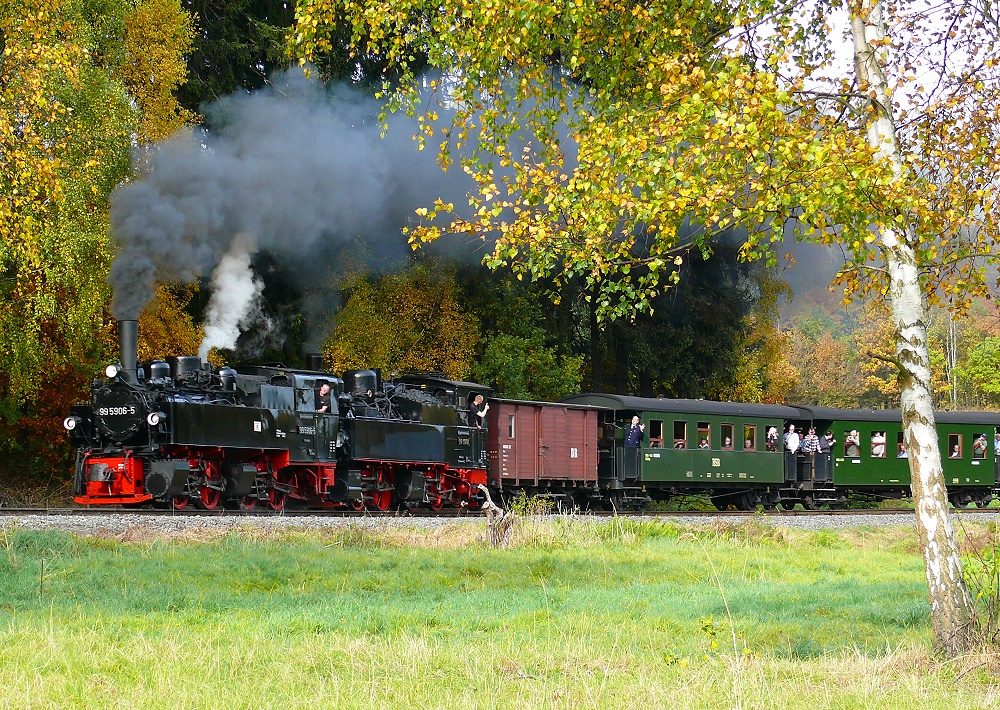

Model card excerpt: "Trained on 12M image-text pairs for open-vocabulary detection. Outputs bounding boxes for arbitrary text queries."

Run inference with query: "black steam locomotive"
[64,321,489,510]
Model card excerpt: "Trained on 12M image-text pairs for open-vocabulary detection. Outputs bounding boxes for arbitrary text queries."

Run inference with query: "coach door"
[615,414,642,481]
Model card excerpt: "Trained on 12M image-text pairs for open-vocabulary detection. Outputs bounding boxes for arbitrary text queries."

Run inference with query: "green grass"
[0,519,995,708]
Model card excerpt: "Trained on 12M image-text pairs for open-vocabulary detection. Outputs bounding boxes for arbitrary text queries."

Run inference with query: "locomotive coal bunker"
[65,320,490,511]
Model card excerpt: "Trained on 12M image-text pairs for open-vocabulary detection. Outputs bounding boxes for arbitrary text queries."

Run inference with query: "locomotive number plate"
[98,406,137,416]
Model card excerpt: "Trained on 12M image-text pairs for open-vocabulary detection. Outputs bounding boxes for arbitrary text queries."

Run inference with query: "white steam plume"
[199,233,263,360]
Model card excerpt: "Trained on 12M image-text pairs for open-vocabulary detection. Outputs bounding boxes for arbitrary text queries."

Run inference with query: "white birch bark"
[849,0,975,654]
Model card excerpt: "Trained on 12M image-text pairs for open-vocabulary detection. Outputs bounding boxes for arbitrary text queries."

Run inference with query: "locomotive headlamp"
[63,416,81,431]
[146,411,167,426]
[105,364,122,379]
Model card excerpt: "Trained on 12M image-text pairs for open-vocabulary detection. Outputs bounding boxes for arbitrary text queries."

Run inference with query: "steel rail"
[1,506,997,518]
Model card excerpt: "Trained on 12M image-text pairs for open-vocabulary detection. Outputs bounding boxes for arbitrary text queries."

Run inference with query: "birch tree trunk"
[849,0,975,655]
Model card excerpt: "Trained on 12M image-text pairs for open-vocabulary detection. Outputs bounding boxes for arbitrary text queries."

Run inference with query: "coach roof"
[562,394,803,419]
[799,405,1000,426]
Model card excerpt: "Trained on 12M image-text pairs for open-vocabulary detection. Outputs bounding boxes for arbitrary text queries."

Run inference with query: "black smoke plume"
[109,69,474,351]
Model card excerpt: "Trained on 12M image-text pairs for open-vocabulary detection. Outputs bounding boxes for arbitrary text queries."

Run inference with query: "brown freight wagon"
[485,399,600,499]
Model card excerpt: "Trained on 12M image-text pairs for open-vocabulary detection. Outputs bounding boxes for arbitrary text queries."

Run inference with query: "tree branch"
[868,350,908,379]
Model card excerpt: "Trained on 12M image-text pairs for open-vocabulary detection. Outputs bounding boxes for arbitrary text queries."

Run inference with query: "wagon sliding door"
[538,406,595,481]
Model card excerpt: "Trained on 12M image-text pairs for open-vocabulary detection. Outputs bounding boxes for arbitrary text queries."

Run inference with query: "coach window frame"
[948,433,963,459]
[697,422,711,450]
[721,423,734,451]
[649,419,664,448]
[870,430,887,458]
[673,421,688,449]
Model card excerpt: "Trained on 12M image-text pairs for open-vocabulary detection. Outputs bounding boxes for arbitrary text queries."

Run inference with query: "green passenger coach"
[800,407,998,508]
[561,395,1000,511]
[562,395,803,510]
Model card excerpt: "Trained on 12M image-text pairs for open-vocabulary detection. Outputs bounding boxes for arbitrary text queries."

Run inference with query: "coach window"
[744,425,756,452]
[649,420,664,448]
[870,431,887,458]
[973,432,988,459]
[721,423,734,450]
[697,422,711,450]
[897,432,907,458]
[673,421,688,449]
[508,415,515,439]
[844,431,861,458]
[948,433,963,459]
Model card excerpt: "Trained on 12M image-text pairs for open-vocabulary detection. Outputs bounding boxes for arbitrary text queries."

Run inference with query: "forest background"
[2,0,999,487]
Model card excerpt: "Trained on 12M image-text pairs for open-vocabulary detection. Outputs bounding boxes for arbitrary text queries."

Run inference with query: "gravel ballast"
[2,510,999,537]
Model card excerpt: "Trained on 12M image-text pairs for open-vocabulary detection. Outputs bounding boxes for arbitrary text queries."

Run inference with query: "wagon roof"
[561,394,803,419]
[489,397,603,410]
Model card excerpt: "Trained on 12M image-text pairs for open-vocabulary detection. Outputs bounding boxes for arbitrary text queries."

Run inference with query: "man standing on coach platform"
[625,416,645,447]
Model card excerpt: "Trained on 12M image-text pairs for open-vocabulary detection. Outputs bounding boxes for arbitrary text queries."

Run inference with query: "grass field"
[1,517,998,708]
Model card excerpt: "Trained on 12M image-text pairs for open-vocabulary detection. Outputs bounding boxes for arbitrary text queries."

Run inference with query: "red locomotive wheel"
[428,495,444,512]
[267,488,287,511]
[172,495,190,510]
[369,489,392,512]
[350,498,365,511]
[199,486,221,510]
[239,495,258,511]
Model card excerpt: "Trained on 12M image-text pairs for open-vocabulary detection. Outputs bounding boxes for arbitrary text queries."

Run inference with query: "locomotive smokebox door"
[94,383,147,441]
[145,460,191,498]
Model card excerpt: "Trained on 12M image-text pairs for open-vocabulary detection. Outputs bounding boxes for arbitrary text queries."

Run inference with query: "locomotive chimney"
[118,319,138,382]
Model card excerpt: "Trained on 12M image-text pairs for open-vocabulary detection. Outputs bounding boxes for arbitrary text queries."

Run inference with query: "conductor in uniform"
[624,415,645,478]
[625,416,645,447]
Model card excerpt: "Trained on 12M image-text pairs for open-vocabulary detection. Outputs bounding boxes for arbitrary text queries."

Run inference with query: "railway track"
[1,506,997,518]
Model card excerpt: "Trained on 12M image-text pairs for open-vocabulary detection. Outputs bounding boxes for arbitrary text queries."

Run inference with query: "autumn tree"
[324,263,478,378]
[956,339,1000,409]
[135,285,205,361]
[0,0,196,481]
[293,0,1000,654]
[717,271,797,404]
[452,267,584,399]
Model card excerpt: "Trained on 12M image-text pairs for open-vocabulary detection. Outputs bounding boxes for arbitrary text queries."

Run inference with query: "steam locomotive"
[65,321,1000,512]
[65,321,489,510]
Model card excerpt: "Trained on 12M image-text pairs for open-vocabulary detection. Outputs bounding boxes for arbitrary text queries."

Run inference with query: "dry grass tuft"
[955,521,1000,555]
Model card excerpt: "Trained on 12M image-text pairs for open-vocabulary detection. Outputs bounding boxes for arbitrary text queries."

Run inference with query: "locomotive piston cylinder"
[225,464,258,498]
[395,470,427,501]
[145,460,191,498]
